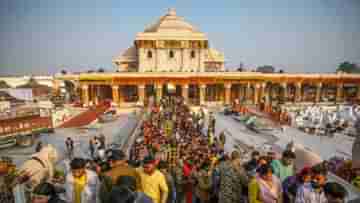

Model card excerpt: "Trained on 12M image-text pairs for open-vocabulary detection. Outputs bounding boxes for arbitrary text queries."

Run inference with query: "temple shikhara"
[55,8,360,108]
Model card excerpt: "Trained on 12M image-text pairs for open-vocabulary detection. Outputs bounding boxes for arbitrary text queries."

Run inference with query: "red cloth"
[183,162,193,203]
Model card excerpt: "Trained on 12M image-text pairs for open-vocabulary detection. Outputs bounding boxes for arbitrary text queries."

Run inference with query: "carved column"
[260,83,266,104]
[138,85,145,105]
[246,82,251,103]
[156,84,162,103]
[182,84,189,104]
[112,85,119,104]
[295,82,302,102]
[200,84,206,105]
[254,84,260,105]
[82,85,89,106]
[315,83,322,103]
[224,83,232,105]
[336,83,343,103]
[282,83,288,103]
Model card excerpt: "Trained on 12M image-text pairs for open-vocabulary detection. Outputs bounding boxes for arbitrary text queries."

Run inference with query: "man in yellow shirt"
[138,156,169,203]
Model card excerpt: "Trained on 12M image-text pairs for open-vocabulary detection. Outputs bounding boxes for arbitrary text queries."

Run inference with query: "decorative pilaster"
[295,82,302,102]
[82,85,89,106]
[182,84,189,104]
[224,83,232,105]
[138,85,145,106]
[315,83,322,103]
[336,83,343,103]
[112,85,119,104]
[200,84,206,105]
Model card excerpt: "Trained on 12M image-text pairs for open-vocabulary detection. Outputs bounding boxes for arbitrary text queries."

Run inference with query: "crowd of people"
[0,96,356,203]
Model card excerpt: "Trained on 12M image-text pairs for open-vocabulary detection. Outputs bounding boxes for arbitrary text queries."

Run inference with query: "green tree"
[337,61,360,73]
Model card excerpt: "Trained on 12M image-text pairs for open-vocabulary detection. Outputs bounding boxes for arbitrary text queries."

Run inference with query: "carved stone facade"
[113,9,224,73]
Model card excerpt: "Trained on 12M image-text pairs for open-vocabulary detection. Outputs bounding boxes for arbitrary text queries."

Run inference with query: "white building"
[113,8,225,73]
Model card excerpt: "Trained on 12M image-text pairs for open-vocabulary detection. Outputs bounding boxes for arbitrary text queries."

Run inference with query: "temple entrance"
[189,84,200,105]
[121,85,138,103]
[162,84,182,98]
[205,84,224,102]
[343,84,357,103]
[145,84,156,106]
[90,85,112,104]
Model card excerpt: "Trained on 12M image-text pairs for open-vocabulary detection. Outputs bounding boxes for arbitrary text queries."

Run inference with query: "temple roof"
[113,46,137,63]
[144,8,198,33]
[136,8,207,41]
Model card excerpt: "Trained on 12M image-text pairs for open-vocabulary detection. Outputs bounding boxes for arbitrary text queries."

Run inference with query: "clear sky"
[0,0,359,75]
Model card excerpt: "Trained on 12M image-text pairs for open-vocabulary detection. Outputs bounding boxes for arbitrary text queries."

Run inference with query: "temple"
[55,8,360,108]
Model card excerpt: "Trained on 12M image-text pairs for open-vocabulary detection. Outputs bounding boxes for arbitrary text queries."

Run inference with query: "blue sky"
[0,0,359,75]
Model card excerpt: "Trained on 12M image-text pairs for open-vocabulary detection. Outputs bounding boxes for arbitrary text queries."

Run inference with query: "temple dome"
[144,8,199,33]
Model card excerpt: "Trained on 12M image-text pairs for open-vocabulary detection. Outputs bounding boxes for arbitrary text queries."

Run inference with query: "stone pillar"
[82,85,89,106]
[239,85,244,101]
[260,82,268,105]
[295,82,302,102]
[156,84,162,103]
[315,83,322,103]
[224,83,232,105]
[118,86,124,103]
[336,83,343,103]
[182,84,189,104]
[246,82,251,103]
[282,83,288,102]
[138,85,145,105]
[254,84,260,105]
[200,84,206,105]
[112,85,119,104]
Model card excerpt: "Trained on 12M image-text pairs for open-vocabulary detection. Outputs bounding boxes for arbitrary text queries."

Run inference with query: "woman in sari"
[256,164,283,203]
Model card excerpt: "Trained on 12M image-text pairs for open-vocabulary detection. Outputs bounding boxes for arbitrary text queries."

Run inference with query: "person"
[65,137,74,159]
[282,166,312,203]
[137,156,168,203]
[31,182,65,203]
[255,164,283,203]
[294,165,327,203]
[36,141,43,153]
[108,176,153,203]
[218,151,247,203]
[65,158,100,203]
[100,150,141,202]
[0,157,16,203]
[194,162,212,203]
[270,150,296,182]
[98,134,106,149]
[89,138,95,159]
[248,164,261,203]
[158,160,176,203]
[245,151,260,171]
[351,167,360,190]
[323,182,347,203]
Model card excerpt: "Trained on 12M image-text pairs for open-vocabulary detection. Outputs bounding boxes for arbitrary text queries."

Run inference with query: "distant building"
[55,8,360,107]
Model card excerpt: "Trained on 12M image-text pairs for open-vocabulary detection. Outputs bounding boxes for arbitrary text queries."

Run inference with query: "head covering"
[108,150,126,161]
[143,156,155,164]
